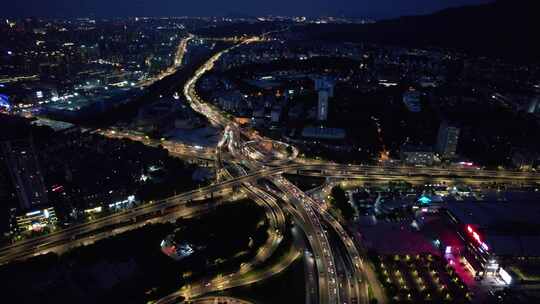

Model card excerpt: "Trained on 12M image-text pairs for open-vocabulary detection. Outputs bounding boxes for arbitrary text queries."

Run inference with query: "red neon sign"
[466,225,489,251]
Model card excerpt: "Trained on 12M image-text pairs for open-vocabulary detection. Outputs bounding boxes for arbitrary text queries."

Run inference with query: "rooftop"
[447,199,540,257]
[301,127,346,140]
[447,201,540,232]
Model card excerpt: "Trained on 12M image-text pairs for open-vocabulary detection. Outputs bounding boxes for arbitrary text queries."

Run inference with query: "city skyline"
[1,1,539,303]
[3,0,492,18]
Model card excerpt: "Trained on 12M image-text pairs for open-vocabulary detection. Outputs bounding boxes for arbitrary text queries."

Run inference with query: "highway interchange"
[3,32,540,304]
[158,33,540,304]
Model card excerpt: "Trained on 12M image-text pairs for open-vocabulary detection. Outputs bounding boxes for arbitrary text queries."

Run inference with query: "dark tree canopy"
[330,185,355,221]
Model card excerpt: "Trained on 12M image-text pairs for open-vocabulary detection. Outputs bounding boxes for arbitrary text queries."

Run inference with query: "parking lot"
[372,253,472,303]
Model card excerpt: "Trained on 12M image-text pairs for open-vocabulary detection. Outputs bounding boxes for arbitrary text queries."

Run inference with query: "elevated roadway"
[2,162,539,265]
[5,30,540,304]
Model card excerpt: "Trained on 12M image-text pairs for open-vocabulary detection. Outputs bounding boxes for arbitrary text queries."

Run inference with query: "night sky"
[3,0,493,19]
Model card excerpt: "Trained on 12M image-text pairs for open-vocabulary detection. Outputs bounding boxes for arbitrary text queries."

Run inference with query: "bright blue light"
[0,94,11,110]
[418,195,432,205]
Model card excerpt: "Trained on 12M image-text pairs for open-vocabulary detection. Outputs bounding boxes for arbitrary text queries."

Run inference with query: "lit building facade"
[436,121,460,159]
[313,76,335,122]
[400,145,441,166]
[444,203,540,285]
[314,77,335,97]
[13,207,58,233]
[317,90,329,121]
[1,138,48,211]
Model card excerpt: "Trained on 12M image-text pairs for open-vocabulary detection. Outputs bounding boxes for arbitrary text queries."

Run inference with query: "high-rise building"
[314,77,335,98]
[436,122,460,159]
[317,89,329,121]
[1,138,48,211]
[528,97,539,114]
[313,76,335,122]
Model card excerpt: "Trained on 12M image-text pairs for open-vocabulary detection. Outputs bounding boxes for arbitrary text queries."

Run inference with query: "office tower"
[1,138,48,211]
[317,89,329,121]
[313,76,334,122]
[314,77,335,98]
[528,97,539,114]
[436,121,460,159]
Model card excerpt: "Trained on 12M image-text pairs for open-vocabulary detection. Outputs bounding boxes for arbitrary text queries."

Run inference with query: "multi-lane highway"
[0,165,296,264]
[173,31,540,304]
[271,176,341,304]
[1,161,538,265]
[0,190,237,265]
[137,34,194,87]
[155,174,287,304]
[99,127,540,183]
[99,128,216,160]
[180,36,354,303]
[4,31,540,304]
[156,244,301,304]
[187,296,254,304]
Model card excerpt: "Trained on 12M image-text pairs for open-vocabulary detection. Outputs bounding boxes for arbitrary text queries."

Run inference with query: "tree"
[286,145,294,156]
[330,186,355,221]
